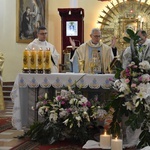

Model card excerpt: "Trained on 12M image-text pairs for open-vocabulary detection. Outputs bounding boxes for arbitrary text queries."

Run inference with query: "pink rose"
[125,79,130,83]
[131,83,136,88]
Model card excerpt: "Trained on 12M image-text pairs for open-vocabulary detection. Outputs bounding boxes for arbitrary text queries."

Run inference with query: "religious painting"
[16,0,47,43]
[118,18,139,44]
[66,21,78,36]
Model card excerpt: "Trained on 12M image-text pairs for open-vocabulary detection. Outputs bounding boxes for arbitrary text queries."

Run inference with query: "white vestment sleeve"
[70,51,79,73]
[122,47,132,69]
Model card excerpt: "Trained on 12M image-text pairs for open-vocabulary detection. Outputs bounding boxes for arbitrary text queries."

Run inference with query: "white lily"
[44,93,48,99]
[124,102,133,111]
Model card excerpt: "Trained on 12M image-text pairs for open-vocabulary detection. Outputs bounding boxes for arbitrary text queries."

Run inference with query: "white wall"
[0,0,108,82]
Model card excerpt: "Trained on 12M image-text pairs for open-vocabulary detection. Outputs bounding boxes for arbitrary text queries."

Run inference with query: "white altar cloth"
[11,73,114,130]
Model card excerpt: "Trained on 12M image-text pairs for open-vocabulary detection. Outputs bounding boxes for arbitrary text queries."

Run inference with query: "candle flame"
[104,131,107,135]
[115,136,118,140]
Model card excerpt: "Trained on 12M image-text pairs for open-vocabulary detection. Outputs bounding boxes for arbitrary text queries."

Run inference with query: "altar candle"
[100,131,111,148]
[23,48,29,69]
[37,49,43,69]
[111,137,122,150]
[44,50,51,69]
[30,48,36,70]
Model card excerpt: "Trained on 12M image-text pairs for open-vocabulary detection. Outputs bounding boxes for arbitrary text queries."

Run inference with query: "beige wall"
[0,0,108,82]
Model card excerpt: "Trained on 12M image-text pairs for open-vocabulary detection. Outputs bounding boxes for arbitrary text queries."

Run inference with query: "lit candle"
[23,48,30,70]
[37,49,43,70]
[111,137,122,150]
[44,50,51,70]
[30,48,36,70]
[100,131,111,148]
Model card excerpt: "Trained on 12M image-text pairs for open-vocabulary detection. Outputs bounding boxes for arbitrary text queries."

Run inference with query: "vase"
[122,116,141,148]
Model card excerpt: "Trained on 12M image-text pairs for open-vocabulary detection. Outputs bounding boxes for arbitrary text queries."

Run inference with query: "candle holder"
[44,69,51,74]
[22,68,29,73]
[30,69,36,73]
[37,69,43,74]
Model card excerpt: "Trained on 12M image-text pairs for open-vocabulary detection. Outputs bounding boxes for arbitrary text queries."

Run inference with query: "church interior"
[0,0,150,149]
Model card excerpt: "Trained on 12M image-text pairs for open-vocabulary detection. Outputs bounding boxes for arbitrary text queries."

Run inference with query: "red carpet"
[35,140,82,150]
[10,139,83,150]
[0,117,12,132]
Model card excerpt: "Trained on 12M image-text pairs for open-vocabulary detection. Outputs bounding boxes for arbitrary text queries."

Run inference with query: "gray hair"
[90,28,101,35]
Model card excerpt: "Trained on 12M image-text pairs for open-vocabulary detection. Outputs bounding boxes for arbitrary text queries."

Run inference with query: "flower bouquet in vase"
[105,29,150,149]
[23,87,107,145]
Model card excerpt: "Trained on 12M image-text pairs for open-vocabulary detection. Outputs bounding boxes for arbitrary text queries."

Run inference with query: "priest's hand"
[69,37,76,50]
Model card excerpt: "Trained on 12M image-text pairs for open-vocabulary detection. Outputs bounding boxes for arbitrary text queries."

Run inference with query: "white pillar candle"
[100,132,111,148]
[111,138,122,150]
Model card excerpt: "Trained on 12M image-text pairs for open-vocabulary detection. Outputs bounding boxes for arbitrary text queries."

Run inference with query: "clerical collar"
[38,39,46,42]
[90,41,99,47]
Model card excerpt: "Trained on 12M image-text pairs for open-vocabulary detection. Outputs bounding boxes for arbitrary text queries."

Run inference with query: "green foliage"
[123,28,140,64]
[138,130,150,148]
[123,37,130,43]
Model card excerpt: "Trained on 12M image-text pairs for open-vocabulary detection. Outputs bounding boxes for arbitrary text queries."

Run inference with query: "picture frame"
[66,21,78,36]
[16,0,47,43]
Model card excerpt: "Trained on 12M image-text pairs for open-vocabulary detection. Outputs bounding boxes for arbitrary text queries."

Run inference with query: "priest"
[27,26,60,73]
[69,28,116,73]
[122,30,150,69]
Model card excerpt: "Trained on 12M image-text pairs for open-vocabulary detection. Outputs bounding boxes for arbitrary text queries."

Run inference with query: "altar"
[11,73,114,130]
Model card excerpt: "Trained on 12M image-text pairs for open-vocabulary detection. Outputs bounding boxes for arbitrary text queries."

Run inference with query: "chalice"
[78,60,85,73]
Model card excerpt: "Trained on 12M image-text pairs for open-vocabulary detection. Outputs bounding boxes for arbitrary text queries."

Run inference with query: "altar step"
[0,101,13,117]
[2,82,14,101]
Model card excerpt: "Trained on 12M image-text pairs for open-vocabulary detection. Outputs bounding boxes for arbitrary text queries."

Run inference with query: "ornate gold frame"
[98,0,150,52]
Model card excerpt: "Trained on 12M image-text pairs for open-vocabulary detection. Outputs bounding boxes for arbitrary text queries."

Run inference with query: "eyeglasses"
[93,35,101,38]
[39,32,47,35]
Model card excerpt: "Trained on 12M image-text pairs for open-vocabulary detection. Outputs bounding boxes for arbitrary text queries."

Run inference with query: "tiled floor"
[0,129,24,150]
[0,101,24,150]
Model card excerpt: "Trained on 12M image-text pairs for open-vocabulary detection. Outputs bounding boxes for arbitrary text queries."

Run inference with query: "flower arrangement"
[25,87,107,144]
[106,29,150,148]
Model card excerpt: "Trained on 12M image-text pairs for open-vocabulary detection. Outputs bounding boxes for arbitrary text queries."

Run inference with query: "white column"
[70,0,78,8]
